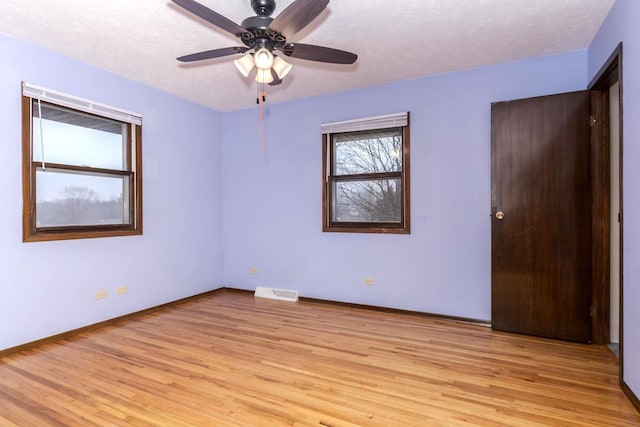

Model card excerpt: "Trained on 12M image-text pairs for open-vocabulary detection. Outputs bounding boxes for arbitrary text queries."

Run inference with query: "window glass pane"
[35,169,130,227]
[332,178,402,223]
[32,101,126,170]
[333,128,402,175]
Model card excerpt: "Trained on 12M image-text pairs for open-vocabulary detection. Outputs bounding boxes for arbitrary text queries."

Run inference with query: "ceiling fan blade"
[171,0,246,37]
[177,46,248,62]
[279,43,357,64]
[269,69,283,86]
[269,0,329,37]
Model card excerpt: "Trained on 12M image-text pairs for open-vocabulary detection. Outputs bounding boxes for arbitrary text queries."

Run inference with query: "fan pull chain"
[37,98,46,171]
[257,82,266,151]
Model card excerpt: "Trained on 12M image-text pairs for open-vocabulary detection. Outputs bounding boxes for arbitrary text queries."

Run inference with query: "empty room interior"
[1,0,640,425]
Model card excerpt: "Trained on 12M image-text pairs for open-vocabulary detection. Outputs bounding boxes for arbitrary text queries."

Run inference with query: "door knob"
[496,211,505,220]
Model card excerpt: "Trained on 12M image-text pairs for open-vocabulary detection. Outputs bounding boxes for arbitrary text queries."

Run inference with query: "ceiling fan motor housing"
[241,15,274,32]
[240,15,284,51]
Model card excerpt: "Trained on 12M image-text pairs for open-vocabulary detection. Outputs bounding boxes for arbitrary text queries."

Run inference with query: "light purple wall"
[588,0,640,399]
[0,34,224,351]
[222,50,587,320]
[1,12,614,368]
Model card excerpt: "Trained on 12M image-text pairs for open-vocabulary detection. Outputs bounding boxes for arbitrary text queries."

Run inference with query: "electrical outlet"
[363,277,375,285]
[95,290,108,300]
[116,286,128,295]
[250,267,259,275]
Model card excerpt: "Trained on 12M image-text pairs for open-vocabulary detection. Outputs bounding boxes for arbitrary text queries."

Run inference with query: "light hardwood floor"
[0,290,638,426]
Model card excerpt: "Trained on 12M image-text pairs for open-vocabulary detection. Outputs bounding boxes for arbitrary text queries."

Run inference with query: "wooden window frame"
[21,95,143,242]
[322,118,410,234]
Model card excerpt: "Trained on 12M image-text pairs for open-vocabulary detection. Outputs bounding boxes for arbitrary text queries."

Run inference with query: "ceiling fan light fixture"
[254,48,274,70]
[255,68,274,84]
[272,56,292,79]
[234,52,255,77]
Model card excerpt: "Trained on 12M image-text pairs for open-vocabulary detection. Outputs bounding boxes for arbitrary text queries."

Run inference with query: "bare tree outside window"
[36,185,126,227]
[334,178,401,222]
[334,130,402,175]
[61,185,99,224]
[332,129,402,222]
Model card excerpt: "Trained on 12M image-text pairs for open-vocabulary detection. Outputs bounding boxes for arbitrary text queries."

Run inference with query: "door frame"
[588,43,624,381]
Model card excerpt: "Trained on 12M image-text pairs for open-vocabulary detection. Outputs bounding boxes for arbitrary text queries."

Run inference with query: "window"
[322,112,410,233]
[21,83,142,242]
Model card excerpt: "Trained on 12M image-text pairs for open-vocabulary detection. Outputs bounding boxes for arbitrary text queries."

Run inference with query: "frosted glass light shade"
[234,53,254,77]
[255,69,274,84]
[254,48,274,70]
[272,56,292,79]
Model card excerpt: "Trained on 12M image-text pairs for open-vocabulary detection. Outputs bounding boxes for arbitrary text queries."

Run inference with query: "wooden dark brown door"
[491,91,592,343]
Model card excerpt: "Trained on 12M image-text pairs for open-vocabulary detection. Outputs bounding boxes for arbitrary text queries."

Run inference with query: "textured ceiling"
[1,0,615,112]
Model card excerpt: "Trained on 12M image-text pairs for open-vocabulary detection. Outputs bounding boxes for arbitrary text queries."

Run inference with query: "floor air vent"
[254,286,299,302]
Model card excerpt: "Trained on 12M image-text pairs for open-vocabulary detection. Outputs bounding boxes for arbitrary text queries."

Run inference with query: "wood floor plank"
[0,290,638,426]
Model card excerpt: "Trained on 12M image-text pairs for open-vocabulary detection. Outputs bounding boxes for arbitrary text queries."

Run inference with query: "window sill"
[23,228,142,243]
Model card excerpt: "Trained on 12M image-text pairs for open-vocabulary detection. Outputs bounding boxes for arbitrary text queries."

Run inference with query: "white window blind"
[22,82,142,126]
[321,112,408,134]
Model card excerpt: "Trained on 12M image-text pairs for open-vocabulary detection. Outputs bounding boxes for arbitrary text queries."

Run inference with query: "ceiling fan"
[171,0,358,86]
